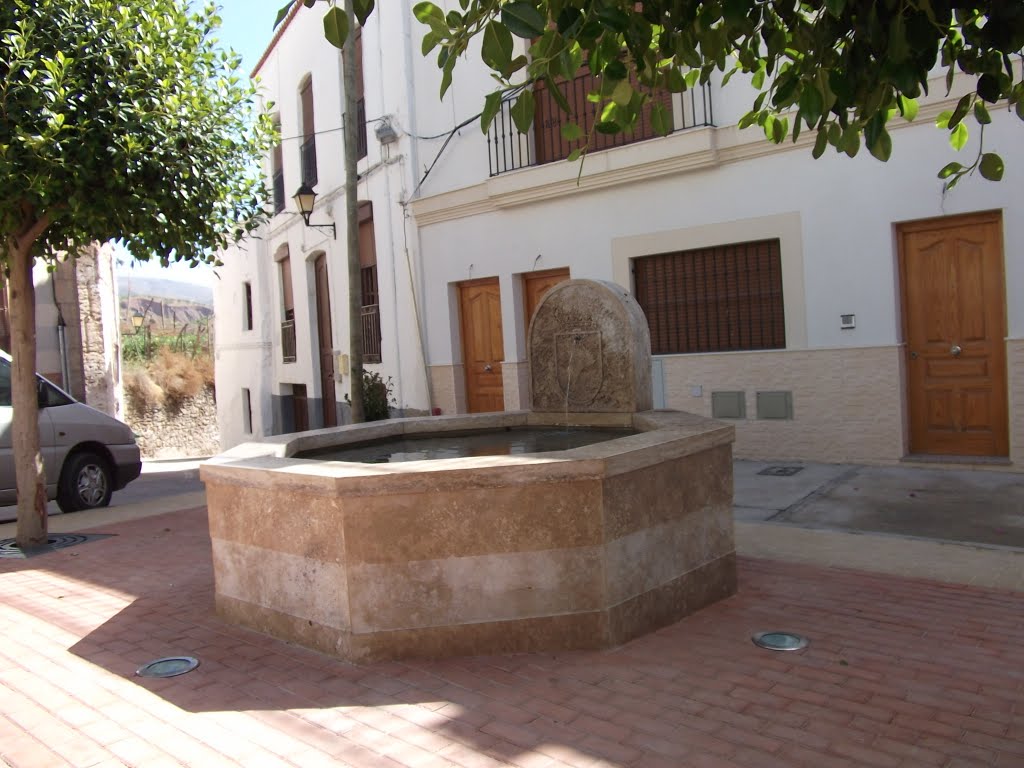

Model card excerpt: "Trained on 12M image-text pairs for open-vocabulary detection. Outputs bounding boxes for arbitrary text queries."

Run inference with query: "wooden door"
[899,212,1008,457]
[523,268,570,331]
[459,278,505,413]
[314,255,337,427]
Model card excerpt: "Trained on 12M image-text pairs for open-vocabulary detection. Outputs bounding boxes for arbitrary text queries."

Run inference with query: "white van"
[0,350,141,512]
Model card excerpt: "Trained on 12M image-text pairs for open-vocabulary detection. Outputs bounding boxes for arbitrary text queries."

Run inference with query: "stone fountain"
[201,280,736,662]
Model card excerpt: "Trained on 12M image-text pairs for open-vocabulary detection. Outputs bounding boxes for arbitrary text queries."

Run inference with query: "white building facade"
[215,3,1024,471]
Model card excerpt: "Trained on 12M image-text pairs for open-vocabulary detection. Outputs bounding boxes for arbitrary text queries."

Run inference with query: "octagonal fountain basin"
[201,409,736,663]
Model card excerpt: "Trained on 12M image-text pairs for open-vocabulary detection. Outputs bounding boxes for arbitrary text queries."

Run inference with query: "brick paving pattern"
[1,507,1021,767]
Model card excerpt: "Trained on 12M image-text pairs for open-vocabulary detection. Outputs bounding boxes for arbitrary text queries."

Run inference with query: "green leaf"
[509,89,535,134]
[595,120,621,135]
[567,148,582,162]
[751,64,766,90]
[422,32,441,55]
[948,94,971,129]
[323,6,348,50]
[1017,98,1024,121]
[812,126,828,159]
[973,101,991,125]
[439,58,454,98]
[949,122,968,151]
[935,110,952,129]
[937,161,963,179]
[977,73,1001,103]
[825,0,846,18]
[274,1,294,29]
[799,84,823,127]
[560,122,584,141]
[480,91,502,133]
[501,2,547,39]
[481,22,513,72]
[611,79,632,107]
[979,153,1004,181]
[545,75,572,113]
[868,127,892,161]
[650,101,671,136]
[897,94,918,122]
[413,2,447,34]
[353,0,375,27]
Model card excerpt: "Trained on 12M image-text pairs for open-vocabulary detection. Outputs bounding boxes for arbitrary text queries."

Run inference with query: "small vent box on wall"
[840,314,856,329]
[711,391,746,420]
[756,391,793,420]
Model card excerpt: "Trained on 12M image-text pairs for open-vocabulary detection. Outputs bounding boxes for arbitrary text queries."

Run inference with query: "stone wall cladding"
[659,346,906,464]
[126,387,220,459]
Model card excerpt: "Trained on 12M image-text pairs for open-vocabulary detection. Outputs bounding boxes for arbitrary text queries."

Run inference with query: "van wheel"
[57,452,113,513]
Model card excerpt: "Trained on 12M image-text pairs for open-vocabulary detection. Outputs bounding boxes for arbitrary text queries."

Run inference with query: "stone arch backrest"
[528,279,652,413]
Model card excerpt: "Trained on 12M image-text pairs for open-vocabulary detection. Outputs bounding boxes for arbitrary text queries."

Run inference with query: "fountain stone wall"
[530,279,652,413]
[202,279,737,663]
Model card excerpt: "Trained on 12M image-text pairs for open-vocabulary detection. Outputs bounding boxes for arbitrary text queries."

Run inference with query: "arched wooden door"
[459,278,504,413]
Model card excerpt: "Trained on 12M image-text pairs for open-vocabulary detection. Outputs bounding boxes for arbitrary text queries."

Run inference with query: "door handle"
[484,364,493,372]
[950,344,962,357]
[910,351,918,359]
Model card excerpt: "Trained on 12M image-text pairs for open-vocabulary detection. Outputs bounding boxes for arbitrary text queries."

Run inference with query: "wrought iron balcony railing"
[488,75,714,177]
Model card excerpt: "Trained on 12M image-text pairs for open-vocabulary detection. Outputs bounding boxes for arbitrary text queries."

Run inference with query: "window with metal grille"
[358,202,382,363]
[633,239,785,354]
[271,115,285,213]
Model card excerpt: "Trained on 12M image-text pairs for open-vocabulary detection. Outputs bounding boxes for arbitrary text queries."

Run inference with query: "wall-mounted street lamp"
[293,184,336,239]
[132,312,144,333]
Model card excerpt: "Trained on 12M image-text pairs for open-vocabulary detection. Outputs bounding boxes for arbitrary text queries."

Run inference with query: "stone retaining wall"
[125,387,220,459]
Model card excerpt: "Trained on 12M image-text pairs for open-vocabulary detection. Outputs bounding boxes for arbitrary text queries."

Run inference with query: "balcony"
[361,304,381,364]
[300,136,318,187]
[488,74,714,177]
[272,169,285,214]
[281,318,296,364]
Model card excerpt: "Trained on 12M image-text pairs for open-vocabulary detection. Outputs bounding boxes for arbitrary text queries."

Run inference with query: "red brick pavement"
[1,507,1022,767]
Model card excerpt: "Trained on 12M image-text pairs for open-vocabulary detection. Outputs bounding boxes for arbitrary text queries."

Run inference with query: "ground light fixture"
[292,183,336,239]
[751,631,809,651]
[136,656,200,678]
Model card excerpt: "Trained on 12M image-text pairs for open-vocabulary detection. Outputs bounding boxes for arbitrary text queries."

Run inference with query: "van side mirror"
[37,378,48,409]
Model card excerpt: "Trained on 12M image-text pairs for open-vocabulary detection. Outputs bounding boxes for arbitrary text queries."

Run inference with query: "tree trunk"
[8,241,48,548]
[343,0,364,423]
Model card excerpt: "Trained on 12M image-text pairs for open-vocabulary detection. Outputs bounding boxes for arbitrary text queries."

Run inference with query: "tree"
[285,0,1022,186]
[1,0,272,547]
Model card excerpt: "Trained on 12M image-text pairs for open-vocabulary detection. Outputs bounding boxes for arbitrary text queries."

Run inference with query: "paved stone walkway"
[1,507,1022,767]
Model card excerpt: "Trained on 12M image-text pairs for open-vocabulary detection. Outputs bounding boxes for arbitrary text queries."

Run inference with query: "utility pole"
[342,0,364,422]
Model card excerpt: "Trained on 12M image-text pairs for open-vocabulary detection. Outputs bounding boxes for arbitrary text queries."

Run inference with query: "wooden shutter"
[634,239,785,355]
[280,257,294,317]
[300,79,314,139]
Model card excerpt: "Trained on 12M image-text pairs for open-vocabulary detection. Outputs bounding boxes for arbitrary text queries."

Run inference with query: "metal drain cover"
[136,657,200,678]
[757,466,805,477]
[752,631,809,651]
[0,533,114,559]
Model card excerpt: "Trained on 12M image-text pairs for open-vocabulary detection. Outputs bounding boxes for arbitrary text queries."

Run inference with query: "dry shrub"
[123,367,165,411]
[149,347,205,404]
[192,353,215,388]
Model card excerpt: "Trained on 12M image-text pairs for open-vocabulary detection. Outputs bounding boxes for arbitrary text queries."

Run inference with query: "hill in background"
[118,275,213,331]
[119,275,213,306]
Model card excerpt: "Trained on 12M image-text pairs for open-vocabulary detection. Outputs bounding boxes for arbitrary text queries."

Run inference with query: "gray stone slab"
[732,460,855,513]
[773,465,1024,549]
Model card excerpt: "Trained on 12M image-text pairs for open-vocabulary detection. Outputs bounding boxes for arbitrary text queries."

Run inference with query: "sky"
[125,0,285,284]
